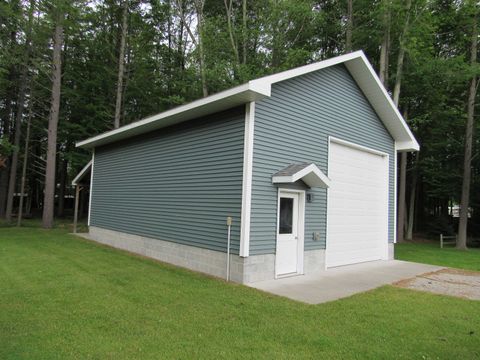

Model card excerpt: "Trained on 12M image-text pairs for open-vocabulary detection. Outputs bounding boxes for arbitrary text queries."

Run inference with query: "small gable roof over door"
[272,163,330,188]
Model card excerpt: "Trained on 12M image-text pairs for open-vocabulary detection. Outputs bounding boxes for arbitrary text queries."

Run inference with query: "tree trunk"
[457,3,477,250]
[5,77,27,221]
[5,0,35,221]
[0,27,17,218]
[0,163,9,218]
[379,0,391,87]
[393,0,411,243]
[17,109,31,226]
[224,0,240,65]
[196,0,208,97]
[345,0,353,52]
[406,162,417,240]
[242,0,247,64]
[114,0,128,129]
[392,0,411,106]
[57,157,67,217]
[178,0,208,97]
[397,152,407,242]
[42,13,64,229]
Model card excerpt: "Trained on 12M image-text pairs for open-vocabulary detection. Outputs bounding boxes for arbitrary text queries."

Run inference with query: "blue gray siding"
[90,107,245,254]
[250,64,395,255]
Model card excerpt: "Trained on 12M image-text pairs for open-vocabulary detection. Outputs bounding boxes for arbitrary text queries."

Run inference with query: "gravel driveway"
[395,268,480,300]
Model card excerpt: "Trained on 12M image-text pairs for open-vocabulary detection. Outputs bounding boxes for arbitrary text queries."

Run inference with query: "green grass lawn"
[1,226,479,359]
[395,242,480,271]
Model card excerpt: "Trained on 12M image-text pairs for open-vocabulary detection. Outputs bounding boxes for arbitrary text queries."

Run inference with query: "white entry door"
[276,190,303,277]
[326,140,389,268]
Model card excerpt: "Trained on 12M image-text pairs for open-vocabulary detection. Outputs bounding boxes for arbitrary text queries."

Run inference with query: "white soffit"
[77,51,418,152]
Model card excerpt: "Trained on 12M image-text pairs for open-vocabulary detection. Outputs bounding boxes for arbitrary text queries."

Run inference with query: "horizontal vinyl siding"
[90,107,245,254]
[250,64,395,255]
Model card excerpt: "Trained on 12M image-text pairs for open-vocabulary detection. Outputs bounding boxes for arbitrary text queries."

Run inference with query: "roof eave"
[76,84,270,149]
[343,53,419,152]
[396,140,420,152]
[77,50,419,152]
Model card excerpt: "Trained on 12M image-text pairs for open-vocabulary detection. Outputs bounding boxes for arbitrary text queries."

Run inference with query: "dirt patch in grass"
[395,268,480,300]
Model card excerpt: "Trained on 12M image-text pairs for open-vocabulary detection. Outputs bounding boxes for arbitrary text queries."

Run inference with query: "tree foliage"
[0,0,478,237]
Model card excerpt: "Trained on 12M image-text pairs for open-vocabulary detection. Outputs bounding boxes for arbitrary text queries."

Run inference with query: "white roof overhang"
[77,51,419,152]
[272,163,330,188]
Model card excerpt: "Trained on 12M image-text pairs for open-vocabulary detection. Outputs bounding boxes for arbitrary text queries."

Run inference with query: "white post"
[73,185,81,234]
[226,216,232,281]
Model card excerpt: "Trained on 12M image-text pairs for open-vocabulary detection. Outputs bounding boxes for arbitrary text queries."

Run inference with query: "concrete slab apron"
[248,260,443,304]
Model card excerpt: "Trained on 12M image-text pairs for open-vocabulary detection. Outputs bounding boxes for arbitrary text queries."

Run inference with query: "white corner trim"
[393,142,398,244]
[87,150,95,227]
[239,102,255,257]
[71,160,92,186]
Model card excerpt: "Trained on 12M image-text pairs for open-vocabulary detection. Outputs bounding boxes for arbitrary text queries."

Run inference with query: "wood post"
[73,185,80,233]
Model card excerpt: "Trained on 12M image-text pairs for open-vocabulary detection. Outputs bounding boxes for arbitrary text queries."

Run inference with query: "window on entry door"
[279,197,293,234]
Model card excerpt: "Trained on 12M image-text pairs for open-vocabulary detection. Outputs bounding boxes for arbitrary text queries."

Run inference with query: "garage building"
[75,51,419,283]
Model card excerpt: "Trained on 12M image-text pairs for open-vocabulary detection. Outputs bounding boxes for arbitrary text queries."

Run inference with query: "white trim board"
[239,102,255,257]
[272,163,330,188]
[72,160,92,186]
[87,150,95,227]
[77,51,418,152]
[393,142,398,244]
[329,136,389,157]
[275,188,305,278]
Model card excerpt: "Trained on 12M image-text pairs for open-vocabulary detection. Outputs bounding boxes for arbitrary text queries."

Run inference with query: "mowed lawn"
[396,241,480,271]
[1,226,479,359]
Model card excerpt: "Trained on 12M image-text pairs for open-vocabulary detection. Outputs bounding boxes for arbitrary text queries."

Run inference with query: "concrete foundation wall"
[87,226,326,284]
[304,249,326,273]
[388,243,394,260]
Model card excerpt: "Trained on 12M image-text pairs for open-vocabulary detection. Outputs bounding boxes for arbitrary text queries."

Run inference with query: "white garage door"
[326,140,389,268]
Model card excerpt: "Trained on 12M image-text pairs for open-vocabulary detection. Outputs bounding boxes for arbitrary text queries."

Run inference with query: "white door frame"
[275,188,306,278]
[325,136,390,269]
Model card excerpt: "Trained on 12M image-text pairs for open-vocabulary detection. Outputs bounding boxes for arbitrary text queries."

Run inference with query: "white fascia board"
[396,140,420,152]
[272,175,295,183]
[251,50,419,152]
[297,165,331,188]
[249,51,365,88]
[344,53,420,152]
[76,84,270,149]
[77,50,419,152]
[72,160,92,185]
